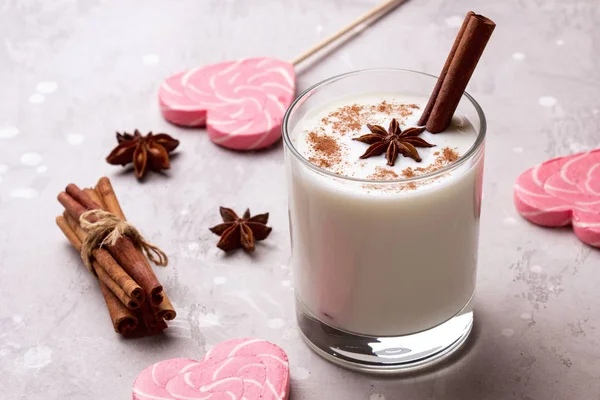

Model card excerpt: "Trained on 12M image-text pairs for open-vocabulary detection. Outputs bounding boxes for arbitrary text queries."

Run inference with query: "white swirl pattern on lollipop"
[159,58,296,150]
[514,149,600,247]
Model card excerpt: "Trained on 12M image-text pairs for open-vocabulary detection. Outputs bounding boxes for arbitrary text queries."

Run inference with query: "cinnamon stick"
[96,177,175,316]
[95,177,126,220]
[124,317,167,338]
[81,189,145,303]
[59,186,164,306]
[418,12,495,133]
[56,215,83,250]
[150,319,168,334]
[66,183,102,210]
[56,216,139,333]
[138,301,168,336]
[94,178,168,309]
[99,281,139,334]
[140,301,160,329]
[59,214,140,309]
[108,229,164,306]
[89,184,177,321]
[155,295,176,321]
[63,212,144,306]
[62,211,88,240]
[83,188,105,212]
[418,11,474,127]
[95,260,140,309]
[58,191,87,220]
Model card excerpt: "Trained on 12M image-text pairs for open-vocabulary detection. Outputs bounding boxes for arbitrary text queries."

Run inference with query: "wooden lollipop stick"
[290,0,407,66]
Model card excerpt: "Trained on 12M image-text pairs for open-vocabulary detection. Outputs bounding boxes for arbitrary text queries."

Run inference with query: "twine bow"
[79,209,168,273]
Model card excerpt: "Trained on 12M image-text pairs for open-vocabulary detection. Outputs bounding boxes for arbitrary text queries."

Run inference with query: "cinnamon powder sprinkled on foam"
[306,102,419,173]
[443,147,460,163]
[368,167,399,180]
[363,147,463,192]
[307,131,342,169]
[402,167,416,178]
[399,147,461,180]
[320,101,418,135]
[308,131,338,154]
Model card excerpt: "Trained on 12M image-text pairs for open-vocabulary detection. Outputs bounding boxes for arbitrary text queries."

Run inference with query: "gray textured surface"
[1,0,599,399]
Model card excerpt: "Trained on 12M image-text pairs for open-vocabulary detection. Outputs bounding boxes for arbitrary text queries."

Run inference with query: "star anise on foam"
[209,207,272,253]
[106,130,179,179]
[353,119,434,166]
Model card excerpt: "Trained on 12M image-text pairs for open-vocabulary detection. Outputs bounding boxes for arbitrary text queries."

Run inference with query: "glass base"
[296,296,474,374]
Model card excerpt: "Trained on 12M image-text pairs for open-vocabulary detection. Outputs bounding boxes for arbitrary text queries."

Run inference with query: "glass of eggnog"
[283,69,485,372]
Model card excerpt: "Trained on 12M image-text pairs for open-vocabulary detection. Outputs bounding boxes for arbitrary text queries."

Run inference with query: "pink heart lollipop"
[514,149,600,247]
[159,58,295,150]
[132,338,290,400]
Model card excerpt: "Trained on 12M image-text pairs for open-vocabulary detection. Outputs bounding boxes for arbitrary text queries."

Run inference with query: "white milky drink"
[285,92,484,337]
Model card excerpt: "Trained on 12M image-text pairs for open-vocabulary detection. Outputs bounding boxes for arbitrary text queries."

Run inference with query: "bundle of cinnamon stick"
[55,177,176,336]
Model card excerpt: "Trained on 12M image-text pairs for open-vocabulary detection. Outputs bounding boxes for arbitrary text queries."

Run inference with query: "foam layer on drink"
[290,94,478,184]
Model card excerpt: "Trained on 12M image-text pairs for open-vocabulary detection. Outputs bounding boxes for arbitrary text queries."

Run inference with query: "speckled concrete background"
[1,0,599,399]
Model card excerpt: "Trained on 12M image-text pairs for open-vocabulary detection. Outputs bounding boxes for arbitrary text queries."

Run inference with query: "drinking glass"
[282,69,486,372]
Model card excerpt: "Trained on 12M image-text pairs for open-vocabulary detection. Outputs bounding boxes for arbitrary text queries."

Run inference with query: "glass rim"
[282,68,487,184]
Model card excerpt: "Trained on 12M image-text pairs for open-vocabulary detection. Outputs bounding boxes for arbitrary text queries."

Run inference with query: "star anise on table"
[352,119,434,166]
[106,130,180,179]
[209,207,272,253]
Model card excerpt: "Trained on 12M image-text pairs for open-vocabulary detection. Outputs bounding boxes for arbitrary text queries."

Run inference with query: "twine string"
[79,209,168,273]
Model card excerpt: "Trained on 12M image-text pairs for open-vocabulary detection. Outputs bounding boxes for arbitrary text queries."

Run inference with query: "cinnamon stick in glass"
[418,11,474,127]
[63,212,144,307]
[56,216,139,333]
[418,12,495,133]
[58,187,164,305]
